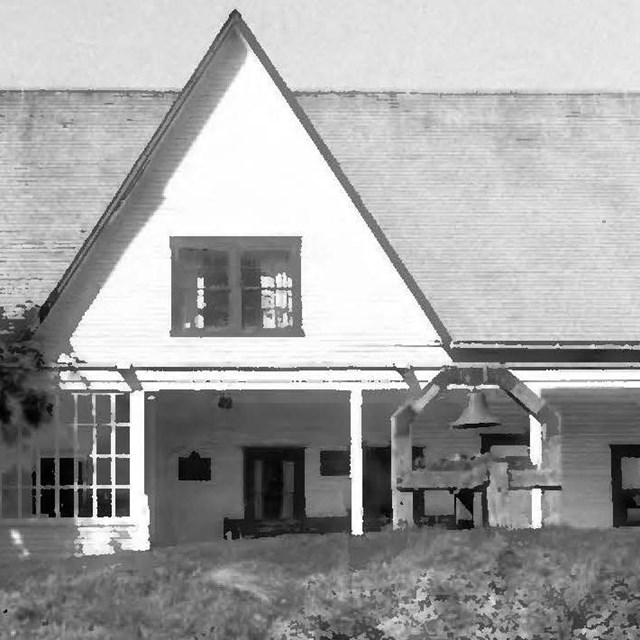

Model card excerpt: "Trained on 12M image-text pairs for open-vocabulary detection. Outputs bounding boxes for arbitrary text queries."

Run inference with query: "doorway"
[611,445,640,527]
[243,448,305,526]
[363,446,424,530]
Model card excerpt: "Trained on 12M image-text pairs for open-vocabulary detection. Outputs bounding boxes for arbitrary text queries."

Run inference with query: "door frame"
[243,447,306,524]
[610,445,640,527]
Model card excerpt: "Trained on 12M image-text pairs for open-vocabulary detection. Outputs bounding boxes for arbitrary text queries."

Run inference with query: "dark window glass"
[320,450,350,476]
[241,250,294,331]
[59,458,74,486]
[59,489,74,517]
[40,458,55,486]
[40,489,55,517]
[96,459,111,485]
[241,289,261,330]
[202,290,230,328]
[96,426,111,455]
[115,427,130,455]
[116,459,130,485]
[115,394,130,423]
[77,458,93,485]
[115,489,130,517]
[97,489,112,517]
[175,249,230,331]
[78,489,93,517]
[95,395,112,424]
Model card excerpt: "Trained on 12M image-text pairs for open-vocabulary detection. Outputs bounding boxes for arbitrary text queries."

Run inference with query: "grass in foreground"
[2,526,640,639]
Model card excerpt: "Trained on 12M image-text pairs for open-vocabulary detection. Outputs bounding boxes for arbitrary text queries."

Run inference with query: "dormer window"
[170,237,302,336]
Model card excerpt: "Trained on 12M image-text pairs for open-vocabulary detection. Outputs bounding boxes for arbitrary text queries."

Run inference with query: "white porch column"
[528,384,543,529]
[129,390,150,550]
[349,388,364,536]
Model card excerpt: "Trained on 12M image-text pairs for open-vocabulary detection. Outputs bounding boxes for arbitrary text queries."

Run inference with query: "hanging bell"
[450,389,501,429]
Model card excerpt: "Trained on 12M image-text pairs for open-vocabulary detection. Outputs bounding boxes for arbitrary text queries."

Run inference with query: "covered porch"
[0,365,565,558]
[134,365,558,544]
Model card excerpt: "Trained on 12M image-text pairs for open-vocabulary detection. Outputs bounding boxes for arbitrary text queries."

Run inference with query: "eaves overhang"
[450,340,640,366]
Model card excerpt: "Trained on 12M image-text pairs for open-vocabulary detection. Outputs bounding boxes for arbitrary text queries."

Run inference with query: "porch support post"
[528,384,543,529]
[129,390,150,550]
[144,393,157,545]
[349,388,364,536]
[391,403,414,529]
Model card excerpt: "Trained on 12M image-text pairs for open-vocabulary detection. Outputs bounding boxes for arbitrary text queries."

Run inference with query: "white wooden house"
[2,11,640,558]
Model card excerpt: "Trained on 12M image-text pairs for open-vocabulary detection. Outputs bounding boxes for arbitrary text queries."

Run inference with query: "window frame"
[0,392,133,523]
[170,236,304,337]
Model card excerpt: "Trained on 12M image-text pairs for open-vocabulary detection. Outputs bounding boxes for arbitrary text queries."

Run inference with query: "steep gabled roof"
[297,91,640,344]
[0,89,176,324]
[6,11,450,350]
[3,18,640,349]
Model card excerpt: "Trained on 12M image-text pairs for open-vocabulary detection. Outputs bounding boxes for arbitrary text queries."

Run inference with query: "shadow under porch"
[146,387,533,545]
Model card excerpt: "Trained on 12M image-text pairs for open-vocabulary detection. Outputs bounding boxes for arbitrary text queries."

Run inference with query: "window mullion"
[91,395,97,518]
[110,394,116,517]
[73,397,79,518]
[54,404,60,518]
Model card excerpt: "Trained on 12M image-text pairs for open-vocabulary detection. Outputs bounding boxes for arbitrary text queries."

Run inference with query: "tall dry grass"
[1,526,640,639]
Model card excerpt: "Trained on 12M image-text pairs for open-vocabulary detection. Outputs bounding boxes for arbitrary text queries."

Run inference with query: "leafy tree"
[0,303,55,456]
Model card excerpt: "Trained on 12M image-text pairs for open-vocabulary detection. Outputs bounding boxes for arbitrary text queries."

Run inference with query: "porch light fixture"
[450,388,500,429]
[217,394,233,410]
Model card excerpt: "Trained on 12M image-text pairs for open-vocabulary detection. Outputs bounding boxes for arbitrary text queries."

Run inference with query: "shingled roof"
[2,89,640,343]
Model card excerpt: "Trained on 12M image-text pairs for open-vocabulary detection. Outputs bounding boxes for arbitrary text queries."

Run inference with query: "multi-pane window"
[171,237,302,336]
[0,393,131,519]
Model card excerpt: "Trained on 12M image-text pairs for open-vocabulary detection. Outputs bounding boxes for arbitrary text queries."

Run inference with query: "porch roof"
[2,90,640,344]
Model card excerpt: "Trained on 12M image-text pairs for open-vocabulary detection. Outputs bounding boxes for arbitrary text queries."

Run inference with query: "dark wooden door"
[243,448,305,523]
[611,445,640,527]
[363,446,424,530]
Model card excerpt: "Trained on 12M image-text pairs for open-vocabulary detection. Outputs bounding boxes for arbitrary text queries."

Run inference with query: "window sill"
[170,328,306,338]
[0,517,139,526]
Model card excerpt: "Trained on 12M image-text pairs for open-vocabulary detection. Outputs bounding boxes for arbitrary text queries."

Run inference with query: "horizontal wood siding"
[545,388,640,528]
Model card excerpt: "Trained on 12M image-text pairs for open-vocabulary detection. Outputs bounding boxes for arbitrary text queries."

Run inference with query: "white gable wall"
[38,27,448,370]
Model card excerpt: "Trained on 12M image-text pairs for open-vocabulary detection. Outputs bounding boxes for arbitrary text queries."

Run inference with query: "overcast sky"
[2,0,640,91]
